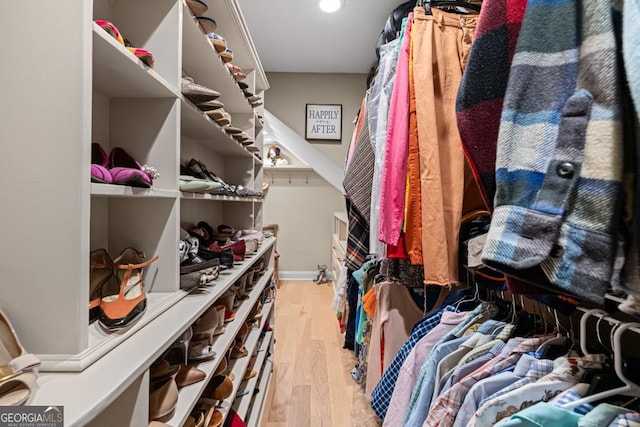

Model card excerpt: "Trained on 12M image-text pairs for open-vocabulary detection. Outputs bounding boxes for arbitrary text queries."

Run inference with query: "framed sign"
[305,104,342,142]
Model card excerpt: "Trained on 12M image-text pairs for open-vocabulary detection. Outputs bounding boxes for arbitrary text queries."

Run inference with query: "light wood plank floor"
[265,280,381,427]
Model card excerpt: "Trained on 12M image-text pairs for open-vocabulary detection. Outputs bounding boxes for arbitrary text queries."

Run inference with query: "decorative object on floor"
[98,248,158,330]
[313,264,328,284]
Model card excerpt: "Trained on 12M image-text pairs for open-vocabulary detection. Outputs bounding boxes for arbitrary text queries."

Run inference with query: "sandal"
[89,249,114,324]
[0,310,40,406]
[219,48,234,63]
[99,248,159,330]
[195,399,223,427]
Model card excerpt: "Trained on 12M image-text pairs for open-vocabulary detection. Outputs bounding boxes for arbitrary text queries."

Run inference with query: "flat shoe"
[186,0,208,16]
[182,77,221,103]
[207,33,227,53]
[127,47,155,69]
[94,20,125,46]
[197,99,224,111]
[91,143,113,184]
[109,147,158,188]
[196,16,217,34]
[219,48,233,63]
[224,126,243,135]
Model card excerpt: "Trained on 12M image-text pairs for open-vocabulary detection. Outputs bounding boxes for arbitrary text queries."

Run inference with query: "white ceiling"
[238,0,404,74]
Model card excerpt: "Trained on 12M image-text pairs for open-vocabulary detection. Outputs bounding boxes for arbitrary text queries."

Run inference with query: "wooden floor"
[265,280,381,427]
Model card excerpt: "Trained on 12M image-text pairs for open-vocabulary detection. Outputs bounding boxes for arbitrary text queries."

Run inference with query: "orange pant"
[412,7,479,285]
[404,29,423,266]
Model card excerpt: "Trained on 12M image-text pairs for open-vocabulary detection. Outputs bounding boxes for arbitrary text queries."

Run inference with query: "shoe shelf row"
[165,265,275,427]
[216,304,274,424]
[231,317,274,420]
[30,239,276,426]
[3,0,271,424]
[249,356,275,427]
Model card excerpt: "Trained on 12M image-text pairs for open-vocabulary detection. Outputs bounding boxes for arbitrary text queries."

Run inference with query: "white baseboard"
[280,270,335,281]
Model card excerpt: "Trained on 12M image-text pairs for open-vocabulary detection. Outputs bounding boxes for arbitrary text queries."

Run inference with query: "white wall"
[264,72,367,271]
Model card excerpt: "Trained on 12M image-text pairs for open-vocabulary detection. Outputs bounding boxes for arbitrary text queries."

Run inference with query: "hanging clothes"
[455,0,528,210]
[365,280,424,398]
[369,39,400,257]
[412,6,484,286]
[379,15,413,247]
[480,0,624,303]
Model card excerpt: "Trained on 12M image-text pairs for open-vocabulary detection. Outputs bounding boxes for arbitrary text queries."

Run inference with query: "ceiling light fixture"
[319,0,342,13]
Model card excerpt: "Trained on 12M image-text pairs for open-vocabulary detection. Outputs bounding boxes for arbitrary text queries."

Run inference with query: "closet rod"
[576,306,640,356]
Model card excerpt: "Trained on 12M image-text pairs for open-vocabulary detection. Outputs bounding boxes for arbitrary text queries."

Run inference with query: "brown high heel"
[99,248,158,331]
[188,306,219,362]
[89,249,114,324]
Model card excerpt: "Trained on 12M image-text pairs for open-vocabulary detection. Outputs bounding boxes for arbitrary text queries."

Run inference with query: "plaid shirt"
[422,337,543,427]
[370,306,455,419]
[610,413,640,427]
[404,304,492,422]
[472,356,602,426]
[440,324,515,393]
[481,0,623,303]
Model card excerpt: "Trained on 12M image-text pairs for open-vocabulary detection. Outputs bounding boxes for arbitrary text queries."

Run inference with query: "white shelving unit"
[1,0,272,425]
[331,212,348,292]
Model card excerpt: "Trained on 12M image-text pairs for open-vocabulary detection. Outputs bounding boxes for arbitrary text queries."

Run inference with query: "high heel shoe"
[149,377,178,421]
[164,327,193,365]
[188,306,219,362]
[99,248,158,331]
[204,374,233,401]
[89,249,114,324]
[0,310,40,406]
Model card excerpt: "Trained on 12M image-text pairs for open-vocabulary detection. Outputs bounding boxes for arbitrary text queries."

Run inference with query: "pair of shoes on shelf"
[95,20,155,68]
[226,63,246,81]
[186,0,208,16]
[183,159,236,196]
[89,248,159,330]
[196,16,217,34]
[190,398,223,427]
[230,322,250,359]
[179,229,220,289]
[91,143,159,188]
[181,77,224,111]
[207,32,227,53]
[187,304,228,362]
[149,368,178,422]
[219,48,233,63]
[0,311,40,406]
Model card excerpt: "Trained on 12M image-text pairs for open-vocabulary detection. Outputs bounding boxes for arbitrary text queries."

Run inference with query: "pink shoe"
[109,147,159,188]
[91,143,113,184]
